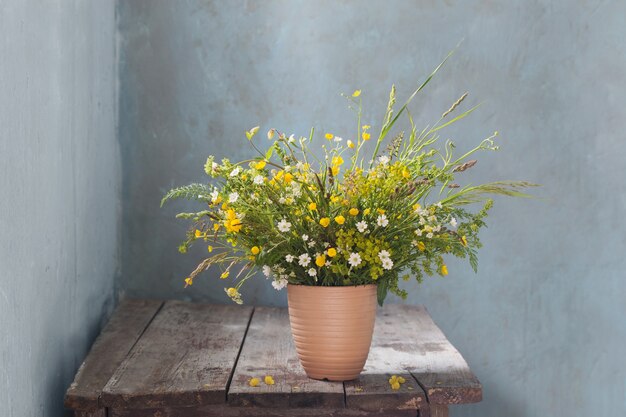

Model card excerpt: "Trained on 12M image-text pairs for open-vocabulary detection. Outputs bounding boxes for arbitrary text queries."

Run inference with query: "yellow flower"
[184,277,193,287]
[412,203,421,212]
[389,375,398,384]
[319,217,331,228]
[327,248,337,257]
[194,229,204,238]
[254,160,267,170]
[362,132,371,141]
[220,271,230,279]
[402,169,410,179]
[325,133,334,140]
[264,375,275,385]
[315,254,326,267]
[352,90,361,97]
[363,208,371,215]
[390,381,400,390]
[213,223,220,232]
[441,265,449,276]
[308,202,317,211]
[397,376,406,384]
[362,124,371,130]
[461,236,468,247]
[417,241,426,251]
[377,208,386,214]
[251,246,260,255]
[334,215,345,225]
[349,208,359,216]
[207,245,213,253]
[331,156,344,166]
[347,140,355,149]
[227,287,238,297]
[224,209,243,233]
[331,166,340,176]
[330,195,341,203]
[249,377,260,387]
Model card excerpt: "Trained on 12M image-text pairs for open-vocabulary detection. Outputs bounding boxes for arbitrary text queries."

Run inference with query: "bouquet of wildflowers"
[162,60,533,305]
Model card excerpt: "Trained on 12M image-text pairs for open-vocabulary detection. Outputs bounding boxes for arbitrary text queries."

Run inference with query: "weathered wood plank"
[64,299,164,411]
[101,301,253,409]
[344,372,425,412]
[110,405,418,417]
[371,305,481,404]
[74,410,106,417]
[228,307,344,408]
[418,403,449,417]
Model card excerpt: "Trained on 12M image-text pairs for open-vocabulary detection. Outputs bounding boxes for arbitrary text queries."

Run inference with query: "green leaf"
[160,183,211,207]
[265,144,275,160]
[377,280,389,306]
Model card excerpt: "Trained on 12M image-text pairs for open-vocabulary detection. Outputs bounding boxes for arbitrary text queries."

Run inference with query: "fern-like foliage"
[160,183,211,207]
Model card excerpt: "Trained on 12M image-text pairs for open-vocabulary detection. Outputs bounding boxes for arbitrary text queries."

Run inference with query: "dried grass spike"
[442,92,468,119]
[452,159,477,173]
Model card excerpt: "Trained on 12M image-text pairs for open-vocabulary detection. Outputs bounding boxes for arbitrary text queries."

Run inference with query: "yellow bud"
[184,277,193,287]
[349,208,359,216]
[347,140,355,149]
[308,202,317,211]
[417,242,426,251]
[362,132,371,141]
[319,218,330,228]
[315,255,326,267]
[325,133,334,140]
[363,208,371,216]
[194,230,203,238]
[264,375,275,385]
[207,245,213,253]
[327,248,337,257]
[352,89,361,97]
[377,208,385,214]
[461,236,468,247]
[251,246,260,255]
[213,223,220,231]
[331,166,340,176]
[334,215,345,225]
[441,265,448,276]
[413,203,421,211]
[391,381,400,390]
[249,377,261,387]
[220,271,230,279]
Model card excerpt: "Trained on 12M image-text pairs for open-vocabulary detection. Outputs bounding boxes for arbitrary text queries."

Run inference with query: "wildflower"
[327,248,337,257]
[264,376,275,385]
[348,252,362,267]
[417,241,426,251]
[377,214,389,227]
[302,234,309,241]
[334,136,343,142]
[450,217,458,228]
[184,277,193,287]
[194,229,205,238]
[224,209,243,233]
[352,90,361,97]
[377,208,385,214]
[225,287,242,304]
[378,155,390,165]
[213,223,220,231]
[254,160,266,170]
[461,235,468,247]
[277,219,291,233]
[251,246,260,255]
[267,129,275,139]
[413,203,421,212]
[262,265,272,277]
[426,232,434,239]
[356,221,368,233]
[347,140,355,149]
[382,258,393,270]
[272,278,288,290]
[253,175,264,185]
[308,268,317,277]
[298,253,311,267]
[435,202,443,208]
[308,202,317,211]
[349,208,359,216]
[220,270,230,279]
[319,217,331,228]
[332,156,344,166]
[378,250,391,260]
[363,208,371,216]
[207,245,213,253]
[307,240,316,248]
[315,254,326,267]
[362,132,371,141]
[249,377,260,387]
[441,265,449,276]
[230,167,241,177]
[325,133,334,140]
[334,215,346,225]
[210,189,220,203]
[229,192,239,203]
[285,254,294,263]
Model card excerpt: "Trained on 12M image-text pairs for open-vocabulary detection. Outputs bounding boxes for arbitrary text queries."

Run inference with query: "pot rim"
[287,283,377,289]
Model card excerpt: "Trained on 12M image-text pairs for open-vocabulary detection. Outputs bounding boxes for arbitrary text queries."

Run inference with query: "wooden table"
[65,299,481,417]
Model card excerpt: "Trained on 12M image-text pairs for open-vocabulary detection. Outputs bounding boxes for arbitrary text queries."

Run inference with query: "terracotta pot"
[287,284,377,381]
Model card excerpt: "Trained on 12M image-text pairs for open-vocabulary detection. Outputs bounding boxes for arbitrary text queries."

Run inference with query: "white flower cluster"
[378,250,394,270]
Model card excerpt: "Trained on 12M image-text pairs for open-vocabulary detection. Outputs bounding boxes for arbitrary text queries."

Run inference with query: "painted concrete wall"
[0,2,118,416]
[118,1,626,416]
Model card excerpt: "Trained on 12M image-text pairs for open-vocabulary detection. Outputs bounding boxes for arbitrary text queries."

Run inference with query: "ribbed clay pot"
[287,284,377,381]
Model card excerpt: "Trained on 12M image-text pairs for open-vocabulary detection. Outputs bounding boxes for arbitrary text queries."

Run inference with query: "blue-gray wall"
[117,1,626,416]
[0,2,118,416]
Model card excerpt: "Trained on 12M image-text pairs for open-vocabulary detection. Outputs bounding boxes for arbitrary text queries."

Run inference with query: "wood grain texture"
[74,410,106,417]
[110,405,418,417]
[344,372,425,412]
[228,307,344,408]
[369,305,481,404]
[101,301,253,409]
[64,299,164,411]
[419,404,449,417]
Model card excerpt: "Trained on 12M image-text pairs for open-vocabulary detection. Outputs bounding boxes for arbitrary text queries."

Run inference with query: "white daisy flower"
[426,232,434,239]
[279,197,286,204]
[307,268,317,277]
[378,250,391,260]
[230,167,241,177]
[272,278,288,290]
[302,234,309,241]
[323,242,330,248]
[381,258,394,270]
[285,254,295,263]
[210,189,219,203]
[262,265,272,278]
[298,253,311,267]
[378,155,390,165]
[307,240,316,248]
[356,221,368,233]
[334,136,343,142]
[325,261,331,267]
[228,192,239,203]
[415,228,423,236]
[377,214,389,227]
[450,217,458,228]
[348,252,362,267]
[277,219,291,233]
[296,161,304,170]
[253,175,264,185]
